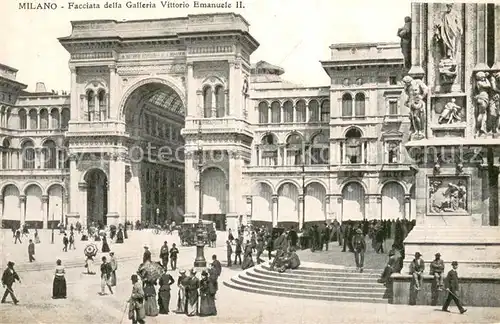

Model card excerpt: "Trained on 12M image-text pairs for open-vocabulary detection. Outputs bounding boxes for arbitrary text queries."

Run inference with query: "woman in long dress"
[143,280,159,316]
[34,229,41,244]
[241,241,255,270]
[85,255,96,275]
[158,268,174,314]
[175,270,188,314]
[199,270,217,316]
[52,259,67,299]
[101,235,110,253]
[185,269,199,316]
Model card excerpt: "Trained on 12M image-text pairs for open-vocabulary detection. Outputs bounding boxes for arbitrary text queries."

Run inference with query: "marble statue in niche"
[403,75,429,140]
[438,98,463,124]
[433,4,462,85]
[474,72,500,137]
[428,178,467,214]
[397,16,412,69]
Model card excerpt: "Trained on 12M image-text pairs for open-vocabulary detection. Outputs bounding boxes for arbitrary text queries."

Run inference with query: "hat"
[415,252,422,257]
[179,269,186,274]
[451,261,458,266]
[435,253,441,257]
[356,228,362,234]
[7,261,14,267]
[144,245,149,249]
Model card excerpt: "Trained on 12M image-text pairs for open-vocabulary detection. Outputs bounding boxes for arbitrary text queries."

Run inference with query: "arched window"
[321,100,330,122]
[308,100,319,122]
[98,90,107,121]
[87,90,95,121]
[42,139,57,169]
[1,138,10,169]
[50,108,60,129]
[342,93,353,117]
[215,85,225,117]
[21,140,36,169]
[61,108,70,129]
[29,109,38,129]
[343,128,365,164]
[259,134,278,166]
[203,86,212,118]
[40,109,49,129]
[19,109,27,129]
[296,100,306,122]
[286,133,304,165]
[355,93,366,116]
[283,101,293,122]
[310,132,329,165]
[258,102,269,124]
[270,101,281,123]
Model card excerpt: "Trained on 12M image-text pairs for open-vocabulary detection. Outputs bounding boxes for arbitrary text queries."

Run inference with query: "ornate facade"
[1,13,419,231]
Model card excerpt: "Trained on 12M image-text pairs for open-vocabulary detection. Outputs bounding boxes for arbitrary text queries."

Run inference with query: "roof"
[251,61,285,76]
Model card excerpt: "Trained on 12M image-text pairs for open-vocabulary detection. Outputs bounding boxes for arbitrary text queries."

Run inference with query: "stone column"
[196,90,203,117]
[69,66,79,120]
[78,182,87,227]
[474,3,489,70]
[210,88,216,117]
[335,196,343,221]
[186,62,195,117]
[408,2,425,77]
[68,154,79,215]
[298,195,304,230]
[271,195,278,227]
[228,152,237,214]
[0,196,3,228]
[108,65,118,119]
[107,154,125,224]
[404,195,411,220]
[19,195,26,223]
[325,195,331,221]
[41,195,48,229]
[183,152,197,220]
[229,61,241,118]
[493,5,500,70]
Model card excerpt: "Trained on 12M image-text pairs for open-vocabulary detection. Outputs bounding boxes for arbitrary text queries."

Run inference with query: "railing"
[0,169,69,176]
[183,117,251,134]
[244,165,330,173]
[67,121,126,134]
[0,127,66,136]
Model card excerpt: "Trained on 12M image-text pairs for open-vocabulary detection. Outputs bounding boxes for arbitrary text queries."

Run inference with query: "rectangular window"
[389,76,397,85]
[388,100,398,115]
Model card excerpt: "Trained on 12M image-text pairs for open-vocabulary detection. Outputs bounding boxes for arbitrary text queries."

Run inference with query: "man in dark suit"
[211,254,222,278]
[28,239,35,262]
[442,261,467,314]
[352,228,366,273]
[143,246,152,263]
[1,261,20,304]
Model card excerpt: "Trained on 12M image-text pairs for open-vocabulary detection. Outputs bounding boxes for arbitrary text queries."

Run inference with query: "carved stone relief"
[403,76,429,140]
[432,96,466,125]
[428,176,468,214]
[474,71,500,137]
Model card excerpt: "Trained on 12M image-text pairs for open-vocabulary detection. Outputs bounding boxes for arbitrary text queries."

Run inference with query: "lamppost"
[156,208,160,225]
[194,120,207,268]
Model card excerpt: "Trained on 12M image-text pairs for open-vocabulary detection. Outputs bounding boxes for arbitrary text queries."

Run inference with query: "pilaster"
[69,66,79,120]
[474,3,489,70]
[404,195,411,220]
[19,195,26,223]
[78,182,87,226]
[271,194,278,227]
[229,60,242,118]
[185,152,197,217]
[69,154,79,215]
[186,62,196,117]
[107,153,125,222]
[298,195,304,230]
[0,196,3,228]
[108,65,118,119]
[493,5,500,69]
[408,2,426,78]
[41,195,49,229]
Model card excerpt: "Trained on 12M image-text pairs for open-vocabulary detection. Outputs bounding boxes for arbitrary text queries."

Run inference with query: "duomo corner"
[1,5,500,301]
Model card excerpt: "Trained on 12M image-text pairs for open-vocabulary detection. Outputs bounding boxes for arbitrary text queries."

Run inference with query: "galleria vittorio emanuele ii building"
[0,13,413,231]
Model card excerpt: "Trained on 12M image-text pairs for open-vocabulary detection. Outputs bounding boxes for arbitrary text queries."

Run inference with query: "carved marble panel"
[427,175,469,215]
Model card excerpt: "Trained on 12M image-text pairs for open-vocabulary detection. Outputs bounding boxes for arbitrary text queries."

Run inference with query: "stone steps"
[224,263,388,304]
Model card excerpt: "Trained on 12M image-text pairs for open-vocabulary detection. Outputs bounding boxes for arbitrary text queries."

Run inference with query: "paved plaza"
[1,230,499,323]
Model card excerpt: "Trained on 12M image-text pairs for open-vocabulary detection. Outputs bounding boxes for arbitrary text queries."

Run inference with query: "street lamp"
[194,120,207,268]
[156,208,160,225]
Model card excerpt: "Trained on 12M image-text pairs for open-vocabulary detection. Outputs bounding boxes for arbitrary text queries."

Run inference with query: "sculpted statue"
[474,71,500,136]
[438,98,463,124]
[433,4,462,60]
[402,76,429,139]
[397,16,412,69]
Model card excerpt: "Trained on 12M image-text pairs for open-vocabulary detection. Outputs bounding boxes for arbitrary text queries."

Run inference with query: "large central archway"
[122,80,186,226]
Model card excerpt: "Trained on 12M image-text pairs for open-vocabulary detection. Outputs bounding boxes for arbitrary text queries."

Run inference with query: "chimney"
[35,82,47,93]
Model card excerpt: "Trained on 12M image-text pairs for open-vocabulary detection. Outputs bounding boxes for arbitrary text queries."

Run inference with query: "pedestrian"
[211,255,222,277]
[199,270,217,316]
[62,234,69,252]
[430,253,445,291]
[160,241,169,269]
[128,274,146,324]
[27,239,36,262]
[255,237,264,264]
[100,256,113,295]
[442,261,467,314]
[175,270,188,314]
[101,235,110,253]
[14,229,21,244]
[228,228,234,245]
[52,259,67,299]
[109,252,117,287]
[158,267,175,314]
[69,232,76,250]
[34,229,40,244]
[1,261,20,304]
[410,252,425,291]
[234,239,242,265]
[351,228,366,273]
[143,246,152,264]
[185,269,199,316]
[322,224,331,251]
[226,240,233,267]
[169,243,179,270]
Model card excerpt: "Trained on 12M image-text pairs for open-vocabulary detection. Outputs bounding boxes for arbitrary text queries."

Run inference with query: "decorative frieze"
[118,51,186,60]
[117,64,186,75]
[188,46,233,55]
[71,52,113,60]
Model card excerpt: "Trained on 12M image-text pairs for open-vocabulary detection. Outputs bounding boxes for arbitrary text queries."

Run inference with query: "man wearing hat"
[351,228,366,273]
[159,241,169,270]
[430,252,445,291]
[1,261,20,304]
[128,274,145,324]
[109,252,118,287]
[143,246,151,264]
[409,252,425,291]
[442,261,467,314]
[378,248,400,284]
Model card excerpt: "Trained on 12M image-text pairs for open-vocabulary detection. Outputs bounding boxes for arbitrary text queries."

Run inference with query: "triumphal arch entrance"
[59,14,258,230]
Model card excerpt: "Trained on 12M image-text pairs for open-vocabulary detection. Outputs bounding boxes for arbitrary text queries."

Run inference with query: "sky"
[0,0,411,92]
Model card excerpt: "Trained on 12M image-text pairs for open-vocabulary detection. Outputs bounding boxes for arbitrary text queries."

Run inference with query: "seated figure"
[429,252,445,291]
[378,247,401,284]
[275,249,301,273]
